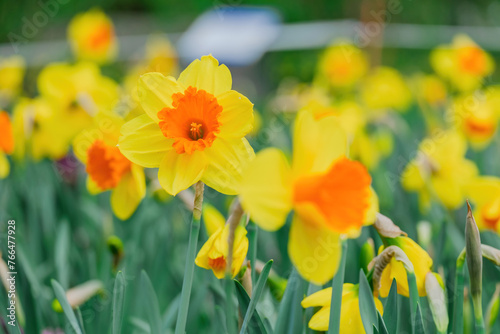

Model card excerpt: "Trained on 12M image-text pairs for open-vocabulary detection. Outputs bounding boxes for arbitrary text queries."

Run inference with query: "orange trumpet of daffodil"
[240,110,375,284]
[118,55,254,195]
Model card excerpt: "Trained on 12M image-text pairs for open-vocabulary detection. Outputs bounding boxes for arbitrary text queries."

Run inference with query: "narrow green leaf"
[415,303,426,334]
[452,261,465,334]
[383,279,399,334]
[407,272,420,333]
[240,259,273,334]
[112,271,125,334]
[51,279,83,334]
[75,307,86,334]
[140,271,162,334]
[377,312,389,334]
[328,240,348,334]
[274,269,298,334]
[234,280,270,334]
[359,269,378,334]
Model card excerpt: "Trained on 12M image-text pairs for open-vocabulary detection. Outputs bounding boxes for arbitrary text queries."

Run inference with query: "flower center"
[458,46,487,75]
[86,140,131,190]
[0,112,14,154]
[88,23,113,50]
[293,157,371,233]
[208,256,226,271]
[464,116,496,139]
[481,197,500,230]
[158,86,222,154]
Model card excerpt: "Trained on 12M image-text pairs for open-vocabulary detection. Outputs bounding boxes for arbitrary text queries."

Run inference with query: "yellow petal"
[308,306,330,331]
[202,203,226,236]
[239,148,293,231]
[118,114,173,168]
[137,73,184,122]
[464,176,500,206]
[195,227,223,271]
[292,110,346,175]
[202,137,255,195]
[364,187,379,225]
[111,165,146,220]
[86,177,104,195]
[0,152,9,178]
[158,150,208,195]
[216,90,254,138]
[340,295,367,334]
[178,55,232,96]
[288,213,342,285]
[302,287,332,308]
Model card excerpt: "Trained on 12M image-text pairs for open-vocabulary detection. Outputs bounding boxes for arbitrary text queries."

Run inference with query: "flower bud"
[425,272,449,333]
[465,200,483,320]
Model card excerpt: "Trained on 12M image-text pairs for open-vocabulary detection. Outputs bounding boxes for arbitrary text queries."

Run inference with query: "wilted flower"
[301,284,383,333]
[118,55,255,195]
[68,8,118,64]
[240,110,375,284]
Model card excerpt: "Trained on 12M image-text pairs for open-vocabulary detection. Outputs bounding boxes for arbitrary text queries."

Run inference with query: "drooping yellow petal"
[118,114,173,168]
[0,152,9,178]
[308,306,330,331]
[292,110,346,175]
[137,73,184,122]
[178,55,232,97]
[240,148,293,231]
[202,137,254,195]
[111,165,146,220]
[216,90,254,138]
[465,177,500,205]
[158,150,208,195]
[288,211,341,285]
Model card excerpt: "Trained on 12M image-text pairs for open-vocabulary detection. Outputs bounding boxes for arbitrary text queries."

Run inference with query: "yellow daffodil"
[68,9,118,64]
[37,62,119,151]
[350,128,394,171]
[0,111,14,178]
[240,110,375,284]
[415,74,447,107]
[431,34,494,92]
[318,42,369,89]
[195,223,248,279]
[202,203,226,236]
[464,176,500,232]
[301,284,383,333]
[378,236,433,297]
[73,113,145,220]
[361,67,412,114]
[452,89,500,149]
[118,55,255,195]
[12,97,69,161]
[401,130,478,210]
[0,56,25,108]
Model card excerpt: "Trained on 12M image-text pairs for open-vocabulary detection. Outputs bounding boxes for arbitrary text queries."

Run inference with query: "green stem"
[247,221,258,283]
[175,181,204,334]
[225,276,237,333]
[474,295,485,334]
[452,252,466,334]
[328,240,348,334]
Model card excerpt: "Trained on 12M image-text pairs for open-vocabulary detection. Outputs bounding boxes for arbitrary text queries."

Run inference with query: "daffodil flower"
[378,236,433,297]
[118,55,255,195]
[73,113,145,220]
[431,34,494,92]
[68,8,118,64]
[301,284,383,333]
[0,56,25,108]
[0,111,14,178]
[465,176,500,232]
[195,223,249,279]
[414,74,447,107]
[401,130,478,210]
[240,110,375,284]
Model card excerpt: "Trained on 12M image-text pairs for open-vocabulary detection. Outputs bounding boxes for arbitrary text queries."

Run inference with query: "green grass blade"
[112,271,125,334]
[452,263,465,334]
[359,269,378,334]
[140,270,162,334]
[240,259,273,334]
[378,311,389,334]
[415,303,426,334]
[383,279,399,334]
[328,240,348,334]
[407,272,421,333]
[234,280,270,334]
[274,269,298,334]
[51,279,83,334]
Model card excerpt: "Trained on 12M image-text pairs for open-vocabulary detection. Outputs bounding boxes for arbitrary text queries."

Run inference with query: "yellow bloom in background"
[38,62,119,152]
[12,98,69,161]
[73,113,145,220]
[453,89,500,149]
[202,203,226,236]
[68,9,118,64]
[414,74,447,107]
[350,128,394,171]
[301,284,383,333]
[0,111,14,178]
[401,130,478,210]
[118,55,255,195]
[431,34,494,92]
[318,43,369,89]
[195,223,248,279]
[378,236,433,297]
[465,176,500,232]
[240,110,374,284]
[0,56,25,108]
[361,67,412,114]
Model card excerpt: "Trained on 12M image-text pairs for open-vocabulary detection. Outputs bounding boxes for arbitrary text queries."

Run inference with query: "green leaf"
[378,311,389,334]
[51,279,83,334]
[234,280,270,334]
[407,272,420,333]
[328,240,348,334]
[452,262,465,334]
[140,271,162,334]
[240,259,273,334]
[359,269,378,334]
[415,303,426,334]
[112,271,125,334]
[383,279,399,334]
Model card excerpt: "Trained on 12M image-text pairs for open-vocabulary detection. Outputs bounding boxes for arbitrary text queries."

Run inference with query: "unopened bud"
[465,200,483,321]
[374,213,407,238]
[425,272,449,333]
